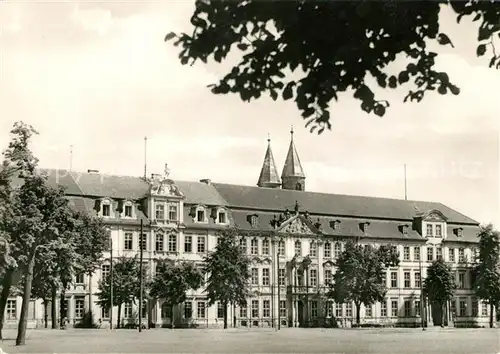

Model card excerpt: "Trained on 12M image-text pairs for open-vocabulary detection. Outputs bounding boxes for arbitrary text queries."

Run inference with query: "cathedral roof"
[257,138,281,187]
[281,128,305,179]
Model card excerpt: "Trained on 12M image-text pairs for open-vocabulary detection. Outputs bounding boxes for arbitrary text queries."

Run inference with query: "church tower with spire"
[257,135,282,189]
[281,127,306,191]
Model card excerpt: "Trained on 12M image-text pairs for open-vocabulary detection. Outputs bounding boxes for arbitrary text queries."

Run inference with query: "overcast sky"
[0,2,498,227]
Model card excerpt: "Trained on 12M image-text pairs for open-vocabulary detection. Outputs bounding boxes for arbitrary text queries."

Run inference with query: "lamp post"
[109,230,113,331]
[419,257,426,331]
[270,215,283,331]
[139,219,144,333]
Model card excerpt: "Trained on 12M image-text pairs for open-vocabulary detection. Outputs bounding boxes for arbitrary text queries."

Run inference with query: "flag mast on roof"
[144,137,147,180]
[404,164,408,201]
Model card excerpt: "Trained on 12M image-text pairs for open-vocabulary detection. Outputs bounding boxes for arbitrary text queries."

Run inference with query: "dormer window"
[330,220,340,230]
[197,209,205,222]
[435,225,442,237]
[124,205,133,218]
[251,215,258,228]
[360,222,370,233]
[218,211,227,224]
[456,228,463,237]
[101,200,111,217]
[426,224,433,237]
[399,224,409,235]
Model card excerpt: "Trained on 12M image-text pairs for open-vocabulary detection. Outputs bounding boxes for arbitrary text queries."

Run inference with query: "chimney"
[87,169,99,174]
[200,179,211,185]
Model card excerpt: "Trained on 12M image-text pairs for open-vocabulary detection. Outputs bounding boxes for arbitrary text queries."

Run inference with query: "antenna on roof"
[404,164,408,201]
[69,145,73,172]
[144,137,148,180]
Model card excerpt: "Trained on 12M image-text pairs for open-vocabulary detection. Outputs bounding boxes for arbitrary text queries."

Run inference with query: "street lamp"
[107,228,113,331]
[419,256,426,331]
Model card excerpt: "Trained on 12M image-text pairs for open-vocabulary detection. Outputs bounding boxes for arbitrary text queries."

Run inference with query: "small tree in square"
[203,227,251,329]
[329,240,400,325]
[472,224,500,328]
[424,258,456,327]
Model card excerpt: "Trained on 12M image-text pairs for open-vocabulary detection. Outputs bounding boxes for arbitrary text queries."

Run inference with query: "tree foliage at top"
[149,259,204,308]
[167,1,500,132]
[329,240,400,324]
[203,227,251,329]
[472,223,500,328]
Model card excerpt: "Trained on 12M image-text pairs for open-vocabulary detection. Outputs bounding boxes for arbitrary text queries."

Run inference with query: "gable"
[278,216,316,235]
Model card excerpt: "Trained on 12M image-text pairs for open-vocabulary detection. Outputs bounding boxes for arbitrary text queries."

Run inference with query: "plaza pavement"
[0,327,499,353]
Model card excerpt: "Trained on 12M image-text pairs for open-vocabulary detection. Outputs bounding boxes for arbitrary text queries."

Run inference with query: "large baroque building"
[3,131,489,329]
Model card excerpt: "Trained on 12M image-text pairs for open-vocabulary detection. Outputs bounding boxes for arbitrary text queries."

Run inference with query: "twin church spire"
[257,127,306,191]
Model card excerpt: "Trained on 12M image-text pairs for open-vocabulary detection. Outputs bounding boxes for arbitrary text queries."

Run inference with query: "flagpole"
[404,164,408,201]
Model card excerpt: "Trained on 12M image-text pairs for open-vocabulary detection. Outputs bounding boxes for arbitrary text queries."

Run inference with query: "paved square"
[1,328,499,353]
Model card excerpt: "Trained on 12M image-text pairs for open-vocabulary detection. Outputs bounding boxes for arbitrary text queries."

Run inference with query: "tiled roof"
[175,181,228,206]
[281,132,305,178]
[257,139,281,187]
[211,183,479,225]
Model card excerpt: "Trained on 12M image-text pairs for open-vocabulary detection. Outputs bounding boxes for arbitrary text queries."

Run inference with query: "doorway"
[431,302,446,326]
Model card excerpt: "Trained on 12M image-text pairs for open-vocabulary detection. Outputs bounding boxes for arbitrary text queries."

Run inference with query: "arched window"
[295,182,302,190]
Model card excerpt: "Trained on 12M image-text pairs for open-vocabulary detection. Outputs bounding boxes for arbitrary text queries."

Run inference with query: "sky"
[0,2,498,227]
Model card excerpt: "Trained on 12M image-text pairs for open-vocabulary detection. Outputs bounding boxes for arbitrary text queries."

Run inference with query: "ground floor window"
[75,297,85,319]
[279,300,287,318]
[217,302,224,319]
[161,302,171,319]
[101,306,109,319]
[263,300,270,318]
[481,302,488,317]
[184,301,192,319]
[239,305,247,318]
[391,299,398,317]
[381,301,387,317]
[335,303,342,317]
[124,303,132,318]
[251,300,259,318]
[415,300,421,317]
[326,301,333,318]
[345,303,352,318]
[311,301,318,318]
[404,299,411,317]
[365,304,372,318]
[459,299,467,317]
[450,299,456,316]
[472,299,478,317]
[6,300,16,320]
[197,301,206,319]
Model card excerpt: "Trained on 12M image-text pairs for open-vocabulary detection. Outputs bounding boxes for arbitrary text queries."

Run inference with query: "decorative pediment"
[261,257,272,265]
[150,178,183,197]
[422,209,448,222]
[250,257,261,265]
[323,260,335,268]
[278,215,318,235]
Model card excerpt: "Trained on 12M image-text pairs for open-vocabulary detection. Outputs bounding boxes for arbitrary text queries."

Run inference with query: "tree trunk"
[441,302,445,328]
[0,268,14,340]
[43,300,48,328]
[87,273,93,326]
[490,301,494,328]
[16,253,36,346]
[232,302,236,328]
[59,288,66,328]
[171,304,175,329]
[355,302,361,325]
[117,303,122,329]
[223,301,228,329]
[51,286,57,329]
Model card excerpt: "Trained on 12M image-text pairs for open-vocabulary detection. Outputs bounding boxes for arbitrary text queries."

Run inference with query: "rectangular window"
[436,246,442,260]
[184,235,192,253]
[251,268,259,285]
[459,299,467,317]
[168,234,177,252]
[403,246,410,261]
[458,248,465,262]
[294,241,301,256]
[390,271,398,288]
[426,224,433,237]
[414,246,420,261]
[6,300,16,320]
[435,224,442,237]
[335,303,343,317]
[472,298,478,317]
[262,239,270,255]
[76,273,84,284]
[75,297,85,319]
[365,304,372,318]
[482,302,488,317]
[196,209,205,222]
[239,306,247,318]
[251,239,258,255]
[251,300,259,318]
[102,264,110,280]
[197,301,206,318]
[102,204,110,217]
[155,204,165,220]
[124,303,132,318]
[139,233,147,251]
[184,301,192,318]
[451,299,456,316]
[102,306,110,319]
[239,238,247,254]
[310,269,317,287]
[427,247,433,262]
[197,236,206,253]
[414,272,421,288]
[415,300,421,317]
[404,271,411,288]
[311,301,318,318]
[324,269,332,285]
[217,302,224,319]
[218,211,226,224]
[458,272,466,289]
[280,300,287,318]
[124,205,132,217]
[381,301,387,317]
[124,232,133,250]
[262,268,270,286]
[326,301,333,317]
[309,242,317,257]
[391,300,398,317]
[263,300,270,317]
[278,240,285,256]
[334,243,342,258]
[345,302,352,318]
[168,203,178,221]
[162,303,173,318]
[155,233,164,252]
[324,242,331,258]
[278,268,285,286]
[404,299,411,317]
[449,248,455,262]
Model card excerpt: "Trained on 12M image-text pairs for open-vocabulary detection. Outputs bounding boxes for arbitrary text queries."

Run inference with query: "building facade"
[2,131,490,329]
